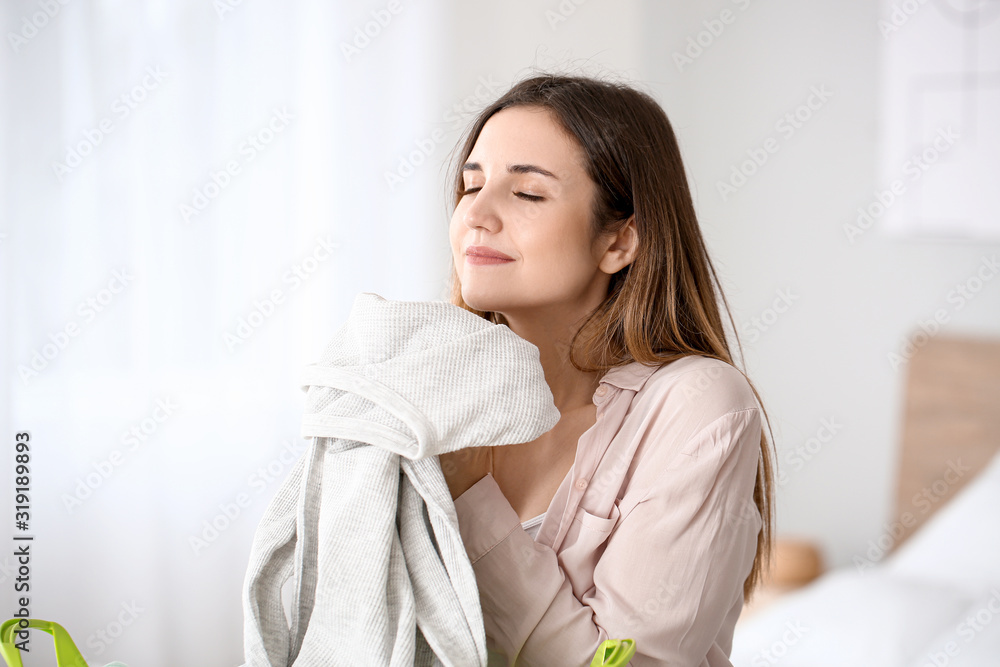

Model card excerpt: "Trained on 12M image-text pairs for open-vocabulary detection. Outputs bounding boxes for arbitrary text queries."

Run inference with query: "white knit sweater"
[240,292,560,666]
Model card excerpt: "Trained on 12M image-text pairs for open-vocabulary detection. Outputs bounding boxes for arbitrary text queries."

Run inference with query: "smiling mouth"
[466,254,514,266]
[464,245,515,265]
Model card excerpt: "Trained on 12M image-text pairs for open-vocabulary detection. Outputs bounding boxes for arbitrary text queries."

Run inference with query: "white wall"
[634,0,1000,567]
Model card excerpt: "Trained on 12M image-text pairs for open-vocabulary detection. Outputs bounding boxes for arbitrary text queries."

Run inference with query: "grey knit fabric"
[240,292,560,666]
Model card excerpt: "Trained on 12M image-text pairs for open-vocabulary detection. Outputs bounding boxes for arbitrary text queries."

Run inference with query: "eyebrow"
[462,162,559,180]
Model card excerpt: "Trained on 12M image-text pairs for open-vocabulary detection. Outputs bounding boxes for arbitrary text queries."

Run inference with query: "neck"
[499,306,601,414]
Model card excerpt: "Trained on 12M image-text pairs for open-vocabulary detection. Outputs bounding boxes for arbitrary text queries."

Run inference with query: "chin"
[461,288,503,314]
[462,294,491,312]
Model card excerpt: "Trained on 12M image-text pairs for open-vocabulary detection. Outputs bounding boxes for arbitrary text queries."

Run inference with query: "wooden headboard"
[892,334,1000,549]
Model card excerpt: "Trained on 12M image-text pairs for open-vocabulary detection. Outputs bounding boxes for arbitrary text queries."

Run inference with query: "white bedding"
[730,450,1000,666]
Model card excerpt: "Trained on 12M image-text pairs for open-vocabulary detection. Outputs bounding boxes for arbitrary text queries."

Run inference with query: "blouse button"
[574,478,588,490]
[595,385,608,397]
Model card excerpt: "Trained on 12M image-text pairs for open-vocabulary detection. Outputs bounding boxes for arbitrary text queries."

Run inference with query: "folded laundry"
[240,291,561,667]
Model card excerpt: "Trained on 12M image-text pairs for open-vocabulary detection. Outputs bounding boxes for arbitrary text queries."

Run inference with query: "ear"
[597,215,638,274]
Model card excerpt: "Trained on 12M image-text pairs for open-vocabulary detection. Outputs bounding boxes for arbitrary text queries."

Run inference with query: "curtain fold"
[1,1,451,664]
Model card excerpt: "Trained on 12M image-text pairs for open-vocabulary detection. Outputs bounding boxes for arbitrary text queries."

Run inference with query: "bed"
[730,335,1000,666]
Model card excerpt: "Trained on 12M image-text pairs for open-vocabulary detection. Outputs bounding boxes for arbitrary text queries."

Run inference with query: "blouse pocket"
[561,502,623,599]
[577,502,622,535]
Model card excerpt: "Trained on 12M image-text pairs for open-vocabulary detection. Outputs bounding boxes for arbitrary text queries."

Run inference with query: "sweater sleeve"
[452,407,763,667]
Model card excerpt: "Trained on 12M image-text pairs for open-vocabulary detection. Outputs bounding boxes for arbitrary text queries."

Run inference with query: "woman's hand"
[439,447,493,500]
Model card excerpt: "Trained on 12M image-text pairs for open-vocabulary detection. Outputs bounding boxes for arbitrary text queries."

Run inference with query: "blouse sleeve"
[452,406,763,667]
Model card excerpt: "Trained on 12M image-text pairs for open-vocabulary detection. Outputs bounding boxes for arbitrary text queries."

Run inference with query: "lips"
[465,245,513,260]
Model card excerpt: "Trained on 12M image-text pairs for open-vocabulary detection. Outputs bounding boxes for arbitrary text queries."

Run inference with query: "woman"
[438,73,775,667]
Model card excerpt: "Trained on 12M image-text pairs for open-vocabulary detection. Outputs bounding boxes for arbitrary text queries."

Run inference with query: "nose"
[461,184,502,233]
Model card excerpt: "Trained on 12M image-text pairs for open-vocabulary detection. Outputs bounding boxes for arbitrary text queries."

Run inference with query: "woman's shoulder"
[619,356,762,475]
[630,355,760,425]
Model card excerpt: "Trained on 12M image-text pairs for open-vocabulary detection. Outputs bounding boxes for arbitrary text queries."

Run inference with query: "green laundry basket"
[0,618,126,667]
[4,616,628,667]
[590,638,637,666]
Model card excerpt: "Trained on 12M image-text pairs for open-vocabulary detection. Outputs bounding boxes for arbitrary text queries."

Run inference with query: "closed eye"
[459,187,543,202]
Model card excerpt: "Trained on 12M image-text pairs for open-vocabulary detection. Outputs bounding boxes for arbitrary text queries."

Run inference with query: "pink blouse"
[452,355,763,666]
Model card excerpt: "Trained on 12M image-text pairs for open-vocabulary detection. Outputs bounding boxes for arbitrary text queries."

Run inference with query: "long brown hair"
[444,72,776,600]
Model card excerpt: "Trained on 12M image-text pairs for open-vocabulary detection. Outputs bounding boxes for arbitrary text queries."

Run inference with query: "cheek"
[538,234,602,292]
[529,224,590,268]
[448,213,462,249]
[449,214,465,268]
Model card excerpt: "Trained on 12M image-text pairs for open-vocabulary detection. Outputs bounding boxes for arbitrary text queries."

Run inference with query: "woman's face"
[450,106,612,320]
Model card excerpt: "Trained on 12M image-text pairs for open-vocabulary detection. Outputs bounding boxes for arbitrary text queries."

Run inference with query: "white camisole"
[520,512,545,540]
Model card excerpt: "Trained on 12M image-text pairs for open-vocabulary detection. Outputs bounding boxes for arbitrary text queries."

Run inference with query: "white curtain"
[1,1,454,664]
